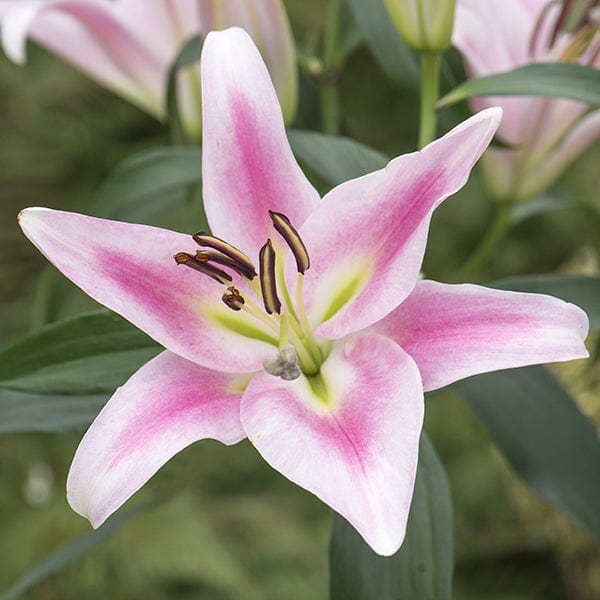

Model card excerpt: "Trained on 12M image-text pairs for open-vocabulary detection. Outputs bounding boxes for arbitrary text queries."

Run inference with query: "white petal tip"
[485,105,503,123]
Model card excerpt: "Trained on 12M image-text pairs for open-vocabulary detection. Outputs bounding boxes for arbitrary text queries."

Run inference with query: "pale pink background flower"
[19,29,588,555]
[453,0,600,200]
[0,0,297,138]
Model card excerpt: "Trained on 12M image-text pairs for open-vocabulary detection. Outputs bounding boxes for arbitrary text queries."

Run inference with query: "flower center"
[174,211,328,380]
[530,0,600,62]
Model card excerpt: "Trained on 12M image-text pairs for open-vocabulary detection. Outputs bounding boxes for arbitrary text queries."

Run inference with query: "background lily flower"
[0,0,297,139]
[18,28,588,556]
[453,0,600,200]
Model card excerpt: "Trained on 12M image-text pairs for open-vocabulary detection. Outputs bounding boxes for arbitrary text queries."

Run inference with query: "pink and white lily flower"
[19,28,588,556]
[453,0,600,200]
[0,0,297,138]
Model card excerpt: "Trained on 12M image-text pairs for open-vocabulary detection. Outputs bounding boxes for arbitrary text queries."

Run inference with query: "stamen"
[193,232,257,278]
[222,286,245,311]
[259,239,281,315]
[269,210,310,274]
[174,252,232,284]
[263,344,301,381]
[195,250,256,280]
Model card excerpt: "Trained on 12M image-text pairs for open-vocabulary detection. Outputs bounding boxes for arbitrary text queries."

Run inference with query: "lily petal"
[67,350,246,527]
[0,0,165,116]
[18,208,277,373]
[300,108,501,340]
[374,280,589,391]
[529,108,600,197]
[241,333,424,556]
[201,27,319,257]
[453,0,553,146]
[198,0,297,124]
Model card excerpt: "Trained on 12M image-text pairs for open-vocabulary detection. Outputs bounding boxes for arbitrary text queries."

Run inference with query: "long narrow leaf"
[0,310,160,394]
[459,366,600,541]
[438,63,600,109]
[90,146,202,221]
[288,129,388,187]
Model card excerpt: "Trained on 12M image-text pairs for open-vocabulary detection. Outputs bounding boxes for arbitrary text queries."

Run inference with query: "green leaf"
[438,63,600,109]
[90,146,202,222]
[0,310,160,395]
[0,502,150,600]
[344,0,419,91]
[329,432,453,600]
[510,190,575,225]
[0,389,108,434]
[492,274,600,332]
[288,129,388,187]
[458,366,600,541]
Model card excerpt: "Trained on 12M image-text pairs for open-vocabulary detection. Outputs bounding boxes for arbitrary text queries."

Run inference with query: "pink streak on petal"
[374,280,589,391]
[18,208,274,373]
[201,27,318,257]
[67,351,246,527]
[241,333,424,556]
[301,108,502,340]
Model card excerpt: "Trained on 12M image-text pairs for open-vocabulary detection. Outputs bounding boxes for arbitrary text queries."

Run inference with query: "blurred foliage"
[0,0,599,598]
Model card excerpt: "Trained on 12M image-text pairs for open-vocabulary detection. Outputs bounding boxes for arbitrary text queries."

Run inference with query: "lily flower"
[453,0,600,201]
[0,0,297,139]
[18,28,589,556]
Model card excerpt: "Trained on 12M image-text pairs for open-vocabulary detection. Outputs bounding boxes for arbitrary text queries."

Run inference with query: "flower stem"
[456,202,513,281]
[418,52,441,149]
[320,0,343,135]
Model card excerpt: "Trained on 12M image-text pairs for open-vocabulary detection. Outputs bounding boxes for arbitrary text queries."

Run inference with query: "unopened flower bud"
[384,0,457,52]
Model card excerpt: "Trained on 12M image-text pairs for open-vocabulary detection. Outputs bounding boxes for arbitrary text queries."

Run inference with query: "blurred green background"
[1,1,600,598]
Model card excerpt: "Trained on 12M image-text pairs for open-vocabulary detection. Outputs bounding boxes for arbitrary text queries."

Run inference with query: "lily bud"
[384,0,457,52]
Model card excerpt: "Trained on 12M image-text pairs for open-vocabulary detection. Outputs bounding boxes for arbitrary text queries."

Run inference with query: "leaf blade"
[0,310,160,395]
[438,63,600,109]
[288,129,388,187]
[90,146,202,221]
[458,366,600,541]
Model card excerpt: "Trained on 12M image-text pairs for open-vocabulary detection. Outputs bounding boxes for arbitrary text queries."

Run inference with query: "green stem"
[457,202,513,281]
[319,84,341,135]
[418,52,441,149]
[320,0,342,135]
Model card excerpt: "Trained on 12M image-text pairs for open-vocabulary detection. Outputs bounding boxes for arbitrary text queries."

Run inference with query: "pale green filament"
[276,253,300,322]
[279,311,290,350]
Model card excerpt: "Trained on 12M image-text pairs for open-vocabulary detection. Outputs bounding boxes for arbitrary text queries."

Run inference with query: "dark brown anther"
[258,239,281,315]
[193,232,256,279]
[173,252,232,284]
[269,210,310,274]
[195,249,257,280]
[222,286,245,311]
